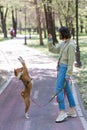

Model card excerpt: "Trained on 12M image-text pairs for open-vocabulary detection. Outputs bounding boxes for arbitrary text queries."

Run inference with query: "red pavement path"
[0,68,84,130]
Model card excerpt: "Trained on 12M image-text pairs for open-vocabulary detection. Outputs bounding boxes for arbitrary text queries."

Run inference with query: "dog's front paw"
[18,56,25,64]
[21,91,24,96]
[25,113,29,119]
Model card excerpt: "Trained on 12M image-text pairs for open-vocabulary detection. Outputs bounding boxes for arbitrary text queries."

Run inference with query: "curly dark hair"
[58,26,71,39]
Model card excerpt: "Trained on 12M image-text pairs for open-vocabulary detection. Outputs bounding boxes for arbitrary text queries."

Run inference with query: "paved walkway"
[0,38,87,130]
[0,70,9,86]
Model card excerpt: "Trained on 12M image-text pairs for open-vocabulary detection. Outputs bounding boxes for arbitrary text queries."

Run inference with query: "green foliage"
[0,0,87,34]
[73,37,87,109]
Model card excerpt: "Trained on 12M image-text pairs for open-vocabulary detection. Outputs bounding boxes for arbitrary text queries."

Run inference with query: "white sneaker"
[55,112,68,123]
[67,110,77,118]
[25,113,29,119]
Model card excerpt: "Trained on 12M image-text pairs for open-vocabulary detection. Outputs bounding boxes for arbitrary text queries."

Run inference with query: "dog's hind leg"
[24,98,30,119]
[21,90,25,98]
[25,98,30,112]
[21,91,30,119]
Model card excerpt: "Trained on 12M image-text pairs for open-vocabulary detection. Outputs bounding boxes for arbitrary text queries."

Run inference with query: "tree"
[34,0,44,45]
[0,0,20,38]
[53,0,75,29]
[43,0,58,44]
[0,6,8,38]
[11,8,17,37]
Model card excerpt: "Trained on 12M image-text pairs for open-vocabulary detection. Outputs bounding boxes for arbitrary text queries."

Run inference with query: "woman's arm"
[66,43,75,79]
[48,34,61,54]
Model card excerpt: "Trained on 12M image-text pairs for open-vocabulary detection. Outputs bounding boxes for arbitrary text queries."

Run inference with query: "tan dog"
[14,56,32,119]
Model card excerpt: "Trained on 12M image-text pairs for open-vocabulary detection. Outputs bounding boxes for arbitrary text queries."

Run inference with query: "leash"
[31,93,56,108]
[31,98,42,108]
[31,85,66,108]
[43,85,66,107]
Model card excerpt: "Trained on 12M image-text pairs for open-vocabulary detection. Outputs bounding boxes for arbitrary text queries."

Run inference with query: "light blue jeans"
[56,63,76,110]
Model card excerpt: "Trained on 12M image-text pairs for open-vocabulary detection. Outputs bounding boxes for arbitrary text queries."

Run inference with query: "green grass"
[27,38,59,59]
[73,39,87,109]
[0,35,11,41]
[78,32,87,36]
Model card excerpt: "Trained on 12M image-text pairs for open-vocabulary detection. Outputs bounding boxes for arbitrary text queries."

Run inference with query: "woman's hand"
[65,75,70,81]
[48,34,53,41]
[48,34,52,39]
[65,78,70,81]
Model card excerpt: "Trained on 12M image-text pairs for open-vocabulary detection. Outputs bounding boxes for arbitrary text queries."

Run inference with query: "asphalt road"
[0,38,85,130]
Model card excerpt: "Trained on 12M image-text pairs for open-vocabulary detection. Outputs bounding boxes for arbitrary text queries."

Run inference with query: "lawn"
[73,38,87,109]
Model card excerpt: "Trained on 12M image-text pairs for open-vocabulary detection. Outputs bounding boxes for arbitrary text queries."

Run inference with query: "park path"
[0,38,86,130]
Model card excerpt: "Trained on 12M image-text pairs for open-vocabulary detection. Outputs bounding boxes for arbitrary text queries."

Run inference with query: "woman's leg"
[55,64,68,122]
[65,81,76,107]
[65,80,77,117]
[56,65,67,110]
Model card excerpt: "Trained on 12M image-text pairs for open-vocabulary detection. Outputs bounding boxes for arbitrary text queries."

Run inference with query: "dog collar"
[17,71,23,79]
[26,78,32,84]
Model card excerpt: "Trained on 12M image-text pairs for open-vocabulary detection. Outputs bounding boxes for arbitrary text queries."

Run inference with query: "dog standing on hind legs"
[14,56,32,119]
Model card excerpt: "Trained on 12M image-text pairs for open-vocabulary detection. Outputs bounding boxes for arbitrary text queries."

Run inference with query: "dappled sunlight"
[29,68,57,81]
[29,68,57,104]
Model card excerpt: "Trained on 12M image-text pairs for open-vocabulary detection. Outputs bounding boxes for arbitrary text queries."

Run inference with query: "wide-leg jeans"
[56,63,76,110]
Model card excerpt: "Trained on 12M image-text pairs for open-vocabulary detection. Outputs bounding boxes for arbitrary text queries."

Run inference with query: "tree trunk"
[0,7,8,38]
[34,0,44,45]
[43,1,58,44]
[43,22,47,38]
[59,18,63,27]
[12,8,17,37]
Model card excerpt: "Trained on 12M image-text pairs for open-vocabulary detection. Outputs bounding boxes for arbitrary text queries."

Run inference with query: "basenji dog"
[14,56,32,119]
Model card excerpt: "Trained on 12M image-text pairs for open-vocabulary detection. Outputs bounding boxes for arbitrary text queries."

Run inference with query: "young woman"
[48,26,77,123]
